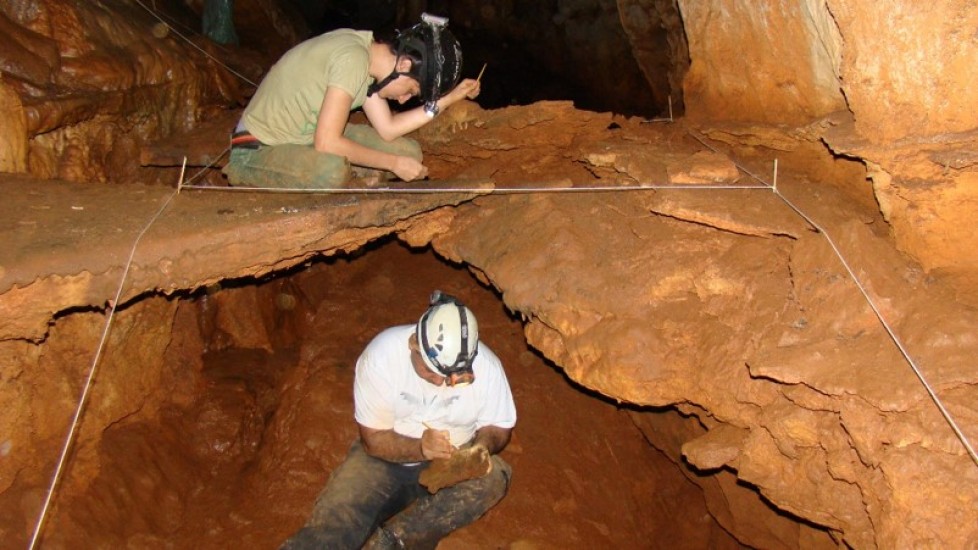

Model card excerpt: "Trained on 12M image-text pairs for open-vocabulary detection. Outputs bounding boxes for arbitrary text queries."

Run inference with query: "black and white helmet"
[369,13,463,105]
[416,290,478,378]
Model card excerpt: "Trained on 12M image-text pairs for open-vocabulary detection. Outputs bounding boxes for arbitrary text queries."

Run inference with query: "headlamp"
[446,370,474,387]
[422,338,476,387]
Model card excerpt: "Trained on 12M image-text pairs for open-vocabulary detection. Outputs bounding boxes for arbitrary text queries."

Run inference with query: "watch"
[423,101,440,118]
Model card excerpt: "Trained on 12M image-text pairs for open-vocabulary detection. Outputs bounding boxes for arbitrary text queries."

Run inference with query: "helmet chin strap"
[368,22,417,98]
[368,20,409,98]
[367,66,405,97]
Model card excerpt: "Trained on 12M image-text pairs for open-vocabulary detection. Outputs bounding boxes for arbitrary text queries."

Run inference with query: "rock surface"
[2,1,978,548]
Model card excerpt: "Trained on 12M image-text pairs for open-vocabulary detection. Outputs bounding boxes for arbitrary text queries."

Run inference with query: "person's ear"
[396,57,413,73]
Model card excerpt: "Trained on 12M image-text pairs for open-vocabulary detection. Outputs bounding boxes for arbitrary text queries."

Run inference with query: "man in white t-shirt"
[281,291,517,549]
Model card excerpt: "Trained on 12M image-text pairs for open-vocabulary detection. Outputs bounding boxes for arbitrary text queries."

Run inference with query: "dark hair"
[367,15,462,103]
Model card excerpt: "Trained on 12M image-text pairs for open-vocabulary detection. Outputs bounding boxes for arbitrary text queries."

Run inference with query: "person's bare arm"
[470,425,512,455]
[313,87,427,181]
[359,423,454,463]
[363,78,482,140]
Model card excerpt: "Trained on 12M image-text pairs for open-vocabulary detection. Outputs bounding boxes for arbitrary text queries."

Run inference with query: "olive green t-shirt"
[241,29,374,146]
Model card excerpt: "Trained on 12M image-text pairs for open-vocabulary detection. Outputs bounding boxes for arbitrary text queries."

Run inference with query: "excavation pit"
[19,240,767,548]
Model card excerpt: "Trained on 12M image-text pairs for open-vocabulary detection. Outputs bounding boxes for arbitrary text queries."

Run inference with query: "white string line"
[28,181,183,550]
[190,150,976,461]
[776,180,978,466]
[28,2,238,529]
[690,132,978,467]
[132,0,259,87]
[181,182,772,194]
[28,132,227,545]
[180,146,231,188]
[192,157,978,464]
[142,0,202,37]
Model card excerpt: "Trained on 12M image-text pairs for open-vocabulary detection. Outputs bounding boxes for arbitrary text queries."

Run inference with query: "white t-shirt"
[354,325,517,447]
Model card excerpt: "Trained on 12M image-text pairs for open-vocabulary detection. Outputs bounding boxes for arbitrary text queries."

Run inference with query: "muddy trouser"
[222,124,422,189]
[280,440,512,550]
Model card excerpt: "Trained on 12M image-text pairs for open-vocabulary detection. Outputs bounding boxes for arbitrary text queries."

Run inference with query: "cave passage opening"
[30,237,744,549]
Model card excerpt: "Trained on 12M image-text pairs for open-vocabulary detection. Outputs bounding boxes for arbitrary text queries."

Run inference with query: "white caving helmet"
[416,290,479,387]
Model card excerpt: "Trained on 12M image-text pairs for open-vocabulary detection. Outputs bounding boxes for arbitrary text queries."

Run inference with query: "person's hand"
[421,428,454,460]
[446,78,481,103]
[391,156,428,182]
[463,443,492,475]
[418,442,492,493]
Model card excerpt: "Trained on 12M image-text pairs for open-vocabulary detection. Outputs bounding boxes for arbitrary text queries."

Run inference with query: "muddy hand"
[421,428,454,460]
[418,443,492,494]
[392,156,428,182]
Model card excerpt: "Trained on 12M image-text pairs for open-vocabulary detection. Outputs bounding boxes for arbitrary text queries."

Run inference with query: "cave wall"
[830,1,978,142]
[672,0,978,275]
[628,410,835,549]
[402,175,978,549]
[2,0,978,548]
[677,0,846,125]
[617,0,690,117]
[0,297,188,530]
[0,0,301,184]
[675,0,978,140]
